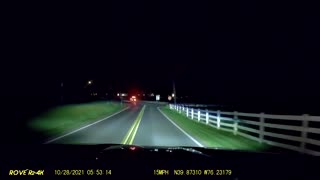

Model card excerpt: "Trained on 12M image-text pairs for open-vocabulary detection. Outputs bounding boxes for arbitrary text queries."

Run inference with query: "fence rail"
[169,104,320,156]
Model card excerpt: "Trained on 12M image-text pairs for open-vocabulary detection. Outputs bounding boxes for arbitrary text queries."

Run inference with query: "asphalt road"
[49,102,200,147]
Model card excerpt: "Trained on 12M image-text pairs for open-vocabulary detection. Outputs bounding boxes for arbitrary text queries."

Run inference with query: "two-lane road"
[49,103,201,147]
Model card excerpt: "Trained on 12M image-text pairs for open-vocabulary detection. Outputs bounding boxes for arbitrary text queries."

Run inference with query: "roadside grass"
[160,106,270,151]
[28,101,126,137]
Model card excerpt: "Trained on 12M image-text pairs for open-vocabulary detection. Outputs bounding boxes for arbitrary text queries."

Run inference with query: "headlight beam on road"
[121,105,146,145]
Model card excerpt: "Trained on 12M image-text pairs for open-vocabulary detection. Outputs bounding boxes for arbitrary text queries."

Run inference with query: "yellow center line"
[121,105,146,145]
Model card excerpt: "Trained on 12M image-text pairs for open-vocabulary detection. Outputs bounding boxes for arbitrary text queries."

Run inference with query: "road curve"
[51,102,200,147]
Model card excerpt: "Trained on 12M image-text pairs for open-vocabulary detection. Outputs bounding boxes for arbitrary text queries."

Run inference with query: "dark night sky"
[2,2,317,114]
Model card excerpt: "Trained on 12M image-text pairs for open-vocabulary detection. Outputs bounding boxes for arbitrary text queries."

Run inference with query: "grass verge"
[160,106,270,151]
[28,101,126,137]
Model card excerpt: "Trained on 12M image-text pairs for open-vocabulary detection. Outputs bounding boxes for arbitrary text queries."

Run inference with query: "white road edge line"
[44,106,130,144]
[157,107,204,147]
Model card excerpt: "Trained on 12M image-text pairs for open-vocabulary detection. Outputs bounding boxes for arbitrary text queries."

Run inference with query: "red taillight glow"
[129,146,136,151]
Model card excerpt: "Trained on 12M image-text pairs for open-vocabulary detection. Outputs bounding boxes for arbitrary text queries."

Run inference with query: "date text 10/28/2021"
[8,169,112,176]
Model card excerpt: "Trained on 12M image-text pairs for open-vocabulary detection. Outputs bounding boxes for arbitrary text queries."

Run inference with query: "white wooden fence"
[169,104,320,156]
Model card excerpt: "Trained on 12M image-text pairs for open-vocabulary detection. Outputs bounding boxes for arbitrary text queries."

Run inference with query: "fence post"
[191,108,194,120]
[259,112,265,143]
[198,109,200,122]
[179,106,182,113]
[186,107,189,117]
[300,114,309,153]
[206,110,209,124]
[217,110,220,129]
[233,111,238,135]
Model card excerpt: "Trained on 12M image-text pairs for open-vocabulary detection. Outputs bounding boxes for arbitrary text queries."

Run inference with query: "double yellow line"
[121,105,146,145]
